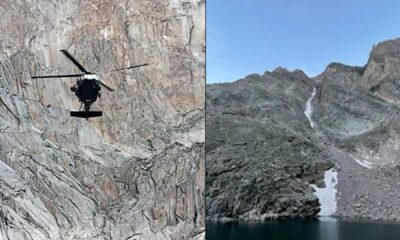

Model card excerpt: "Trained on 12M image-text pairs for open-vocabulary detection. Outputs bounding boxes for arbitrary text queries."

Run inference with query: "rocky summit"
[206,38,400,222]
[0,0,204,239]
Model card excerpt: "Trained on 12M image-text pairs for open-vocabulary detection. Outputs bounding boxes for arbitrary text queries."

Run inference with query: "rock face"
[206,38,400,222]
[0,1,204,239]
[206,70,333,220]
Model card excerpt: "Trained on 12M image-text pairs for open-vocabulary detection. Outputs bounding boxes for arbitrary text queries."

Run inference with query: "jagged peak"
[325,62,365,74]
[268,67,309,80]
[312,62,365,83]
[272,66,291,75]
[369,37,400,62]
[245,73,261,79]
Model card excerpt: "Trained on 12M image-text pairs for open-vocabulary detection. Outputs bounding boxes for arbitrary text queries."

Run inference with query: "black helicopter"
[32,50,148,119]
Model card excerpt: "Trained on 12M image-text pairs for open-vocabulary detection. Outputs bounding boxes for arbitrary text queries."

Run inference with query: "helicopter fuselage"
[71,75,101,112]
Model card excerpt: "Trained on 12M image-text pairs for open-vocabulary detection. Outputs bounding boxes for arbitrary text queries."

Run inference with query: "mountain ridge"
[206,37,400,222]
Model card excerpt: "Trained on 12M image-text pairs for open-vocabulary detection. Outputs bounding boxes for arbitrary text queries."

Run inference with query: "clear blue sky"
[207,0,400,83]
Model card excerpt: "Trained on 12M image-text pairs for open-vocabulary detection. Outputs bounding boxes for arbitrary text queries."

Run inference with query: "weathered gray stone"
[207,38,400,223]
[206,69,332,221]
[0,0,204,239]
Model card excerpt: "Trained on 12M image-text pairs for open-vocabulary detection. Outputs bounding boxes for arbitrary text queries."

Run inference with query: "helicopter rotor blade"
[110,63,149,72]
[60,50,89,73]
[98,81,115,91]
[31,74,83,79]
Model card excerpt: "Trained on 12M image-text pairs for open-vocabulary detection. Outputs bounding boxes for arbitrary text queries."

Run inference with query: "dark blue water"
[206,217,400,240]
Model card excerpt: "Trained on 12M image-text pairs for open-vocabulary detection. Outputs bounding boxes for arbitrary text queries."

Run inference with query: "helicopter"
[31,50,148,119]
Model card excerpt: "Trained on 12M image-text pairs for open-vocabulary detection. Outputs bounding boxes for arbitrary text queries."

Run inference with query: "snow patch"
[304,87,317,128]
[44,47,50,67]
[45,139,59,149]
[31,125,42,134]
[103,143,132,158]
[352,156,373,169]
[101,28,108,39]
[311,168,338,216]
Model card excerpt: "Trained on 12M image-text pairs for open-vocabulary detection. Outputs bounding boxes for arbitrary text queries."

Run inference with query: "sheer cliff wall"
[0,0,205,239]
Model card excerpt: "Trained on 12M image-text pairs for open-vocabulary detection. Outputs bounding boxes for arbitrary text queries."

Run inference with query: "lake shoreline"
[206,215,400,224]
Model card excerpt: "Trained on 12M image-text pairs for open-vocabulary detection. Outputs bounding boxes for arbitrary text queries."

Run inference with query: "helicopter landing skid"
[70,111,102,118]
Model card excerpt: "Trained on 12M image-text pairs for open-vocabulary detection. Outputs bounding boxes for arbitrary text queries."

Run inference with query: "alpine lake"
[206,217,400,240]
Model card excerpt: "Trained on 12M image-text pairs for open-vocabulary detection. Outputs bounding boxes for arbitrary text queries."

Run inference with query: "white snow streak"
[103,143,132,158]
[31,125,42,134]
[45,139,59,149]
[352,156,373,169]
[311,168,338,216]
[44,47,50,67]
[304,87,317,128]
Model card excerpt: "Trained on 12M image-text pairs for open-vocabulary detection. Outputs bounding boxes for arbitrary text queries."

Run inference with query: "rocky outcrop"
[206,70,333,221]
[0,0,204,239]
[206,38,400,222]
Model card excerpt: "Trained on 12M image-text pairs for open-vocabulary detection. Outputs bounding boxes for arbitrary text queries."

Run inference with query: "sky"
[207,0,400,83]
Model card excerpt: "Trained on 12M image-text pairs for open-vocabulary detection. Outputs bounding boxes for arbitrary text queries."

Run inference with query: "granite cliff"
[206,38,400,222]
[0,0,205,239]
